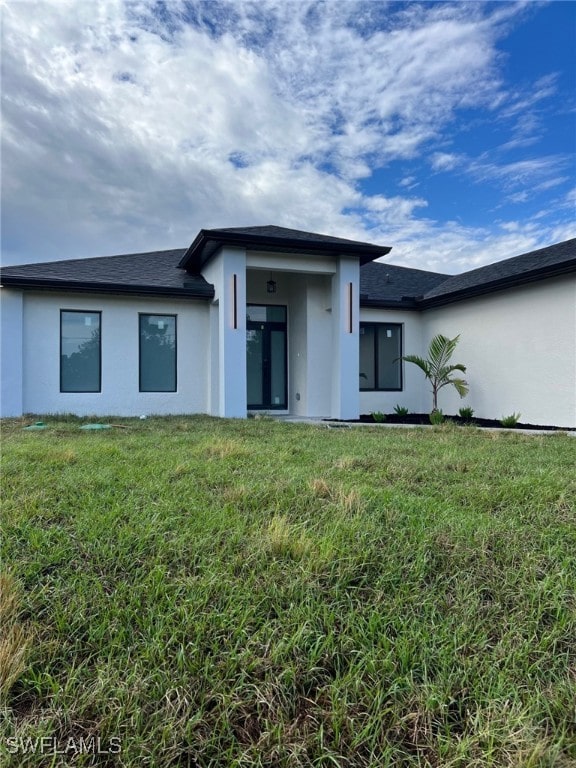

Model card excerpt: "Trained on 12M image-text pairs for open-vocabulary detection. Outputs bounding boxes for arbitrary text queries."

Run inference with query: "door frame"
[246,304,288,410]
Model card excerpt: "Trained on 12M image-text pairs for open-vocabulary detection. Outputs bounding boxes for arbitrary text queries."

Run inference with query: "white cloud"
[469,155,568,189]
[508,191,529,203]
[430,152,463,172]
[399,176,418,189]
[500,73,559,119]
[386,220,567,275]
[0,0,573,272]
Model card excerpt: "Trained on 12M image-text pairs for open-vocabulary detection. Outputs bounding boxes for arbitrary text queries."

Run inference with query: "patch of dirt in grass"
[230,709,263,745]
[6,683,42,720]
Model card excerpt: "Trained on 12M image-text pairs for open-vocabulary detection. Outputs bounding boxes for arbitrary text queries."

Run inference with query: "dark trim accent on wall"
[348,282,353,333]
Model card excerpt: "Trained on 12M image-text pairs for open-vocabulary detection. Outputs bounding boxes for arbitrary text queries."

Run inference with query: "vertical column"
[207,302,220,416]
[0,289,24,417]
[331,257,360,420]
[219,247,246,417]
[202,247,247,418]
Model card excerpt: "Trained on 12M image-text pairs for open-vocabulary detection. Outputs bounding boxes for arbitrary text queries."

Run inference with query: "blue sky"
[1,0,575,272]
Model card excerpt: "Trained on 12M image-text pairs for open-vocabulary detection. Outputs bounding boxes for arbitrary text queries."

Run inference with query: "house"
[1,227,575,427]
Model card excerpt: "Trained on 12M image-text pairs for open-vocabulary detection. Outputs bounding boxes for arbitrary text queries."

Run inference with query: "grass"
[1,415,575,767]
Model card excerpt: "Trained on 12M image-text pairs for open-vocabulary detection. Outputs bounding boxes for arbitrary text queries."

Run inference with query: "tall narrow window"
[139,314,177,392]
[60,310,101,392]
[359,323,402,391]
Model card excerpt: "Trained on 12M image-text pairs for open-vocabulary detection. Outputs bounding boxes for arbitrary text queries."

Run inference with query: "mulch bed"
[344,413,575,431]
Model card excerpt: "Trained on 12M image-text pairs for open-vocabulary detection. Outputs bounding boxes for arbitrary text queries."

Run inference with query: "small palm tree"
[403,334,469,412]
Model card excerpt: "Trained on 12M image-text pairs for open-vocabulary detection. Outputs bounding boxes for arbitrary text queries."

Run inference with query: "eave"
[419,258,576,309]
[0,276,215,300]
[179,229,391,271]
[360,297,420,310]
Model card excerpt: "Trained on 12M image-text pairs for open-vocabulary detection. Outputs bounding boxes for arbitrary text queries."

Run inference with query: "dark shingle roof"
[217,225,384,247]
[0,249,214,299]
[421,238,576,306]
[355,239,576,308]
[2,232,573,308]
[179,225,391,270]
[359,262,449,307]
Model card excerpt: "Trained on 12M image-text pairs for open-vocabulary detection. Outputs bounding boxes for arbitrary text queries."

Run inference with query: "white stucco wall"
[331,257,360,419]
[305,276,333,417]
[1,289,24,417]
[246,252,336,275]
[422,276,576,427]
[359,308,425,416]
[20,291,210,417]
[202,247,247,418]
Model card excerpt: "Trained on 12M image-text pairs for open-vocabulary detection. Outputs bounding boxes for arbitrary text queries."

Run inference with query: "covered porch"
[203,249,362,420]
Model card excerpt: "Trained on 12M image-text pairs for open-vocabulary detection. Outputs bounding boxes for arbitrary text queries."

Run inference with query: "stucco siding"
[0,289,24,417]
[246,251,336,274]
[201,246,247,418]
[305,276,333,418]
[21,292,210,417]
[422,276,576,427]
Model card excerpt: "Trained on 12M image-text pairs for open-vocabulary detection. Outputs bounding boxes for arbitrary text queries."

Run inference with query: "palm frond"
[401,355,431,377]
[429,334,459,372]
[451,378,469,398]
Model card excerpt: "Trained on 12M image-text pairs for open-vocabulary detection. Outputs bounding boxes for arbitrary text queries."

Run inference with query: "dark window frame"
[60,309,102,393]
[138,313,177,393]
[359,322,403,392]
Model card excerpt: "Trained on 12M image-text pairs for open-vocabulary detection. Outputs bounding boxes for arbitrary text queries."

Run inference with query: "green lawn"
[1,416,575,767]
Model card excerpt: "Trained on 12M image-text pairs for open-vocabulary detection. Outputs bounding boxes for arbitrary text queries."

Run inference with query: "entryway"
[246,305,287,409]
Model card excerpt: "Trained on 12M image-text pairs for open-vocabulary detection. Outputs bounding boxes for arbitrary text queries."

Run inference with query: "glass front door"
[247,305,287,409]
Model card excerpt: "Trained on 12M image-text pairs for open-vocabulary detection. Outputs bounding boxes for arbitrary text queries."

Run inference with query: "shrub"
[429,409,445,425]
[394,405,409,416]
[501,412,521,428]
[372,411,386,423]
[459,406,475,420]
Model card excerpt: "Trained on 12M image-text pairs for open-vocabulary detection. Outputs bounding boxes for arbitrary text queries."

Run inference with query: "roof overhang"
[179,228,391,271]
[359,296,420,310]
[420,258,576,308]
[0,276,215,300]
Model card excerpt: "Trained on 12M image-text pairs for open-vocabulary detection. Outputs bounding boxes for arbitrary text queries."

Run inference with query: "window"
[60,310,101,392]
[139,314,177,392]
[359,323,402,391]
